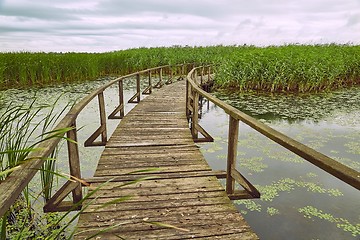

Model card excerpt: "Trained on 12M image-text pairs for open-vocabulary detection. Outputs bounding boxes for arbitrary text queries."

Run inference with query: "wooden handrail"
[186,66,360,193]
[0,63,192,217]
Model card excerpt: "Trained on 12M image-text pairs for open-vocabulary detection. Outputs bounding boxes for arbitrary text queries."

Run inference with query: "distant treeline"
[1,44,359,92]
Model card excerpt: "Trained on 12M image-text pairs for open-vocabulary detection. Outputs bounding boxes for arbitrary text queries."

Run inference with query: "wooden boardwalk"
[75,80,258,239]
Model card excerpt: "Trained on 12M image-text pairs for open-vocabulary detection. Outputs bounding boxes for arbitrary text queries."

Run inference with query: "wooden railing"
[186,65,360,200]
[0,63,193,217]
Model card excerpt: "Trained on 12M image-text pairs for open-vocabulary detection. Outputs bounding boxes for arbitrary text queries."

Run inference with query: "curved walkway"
[75,80,258,239]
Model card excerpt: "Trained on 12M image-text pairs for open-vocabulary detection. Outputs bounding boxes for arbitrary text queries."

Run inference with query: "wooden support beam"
[154,68,163,88]
[43,180,81,212]
[231,168,260,198]
[84,92,107,146]
[193,123,214,143]
[191,91,199,139]
[226,116,239,195]
[142,71,152,95]
[98,92,107,144]
[128,74,141,103]
[165,67,173,84]
[66,123,83,203]
[108,80,125,119]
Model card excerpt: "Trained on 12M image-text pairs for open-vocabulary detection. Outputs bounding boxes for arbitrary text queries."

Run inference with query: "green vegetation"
[298,206,360,237]
[0,46,225,89]
[1,44,359,92]
[215,44,360,92]
[0,100,71,239]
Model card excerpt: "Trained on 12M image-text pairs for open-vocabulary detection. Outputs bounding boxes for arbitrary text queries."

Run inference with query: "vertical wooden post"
[193,69,197,85]
[226,116,239,195]
[148,71,152,94]
[136,73,141,102]
[186,80,190,120]
[181,64,185,77]
[200,66,204,85]
[159,68,163,86]
[169,66,173,83]
[98,92,107,143]
[191,91,199,139]
[67,122,82,203]
[119,80,124,117]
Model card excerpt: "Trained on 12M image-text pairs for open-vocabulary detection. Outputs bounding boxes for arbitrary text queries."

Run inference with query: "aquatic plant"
[1,44,360,92]
[215,44,360,92]
[298,206,360,237]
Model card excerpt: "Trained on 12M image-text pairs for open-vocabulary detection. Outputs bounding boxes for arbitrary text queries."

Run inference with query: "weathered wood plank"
[75,80,257,239]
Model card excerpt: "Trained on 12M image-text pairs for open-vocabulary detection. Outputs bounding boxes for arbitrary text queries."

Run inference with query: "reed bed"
[0,44,359,92]
[215,44,360,92]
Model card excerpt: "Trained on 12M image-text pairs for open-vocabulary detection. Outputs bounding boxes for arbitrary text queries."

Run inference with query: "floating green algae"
[267,207,280,216]
[298,206,360,237]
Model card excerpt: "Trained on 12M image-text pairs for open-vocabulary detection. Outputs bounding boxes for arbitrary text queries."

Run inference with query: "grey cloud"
[0,3,79,21]
[346,13,360,26]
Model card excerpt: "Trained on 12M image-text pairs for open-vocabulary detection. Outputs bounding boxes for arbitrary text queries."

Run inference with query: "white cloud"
[0,0,359,52]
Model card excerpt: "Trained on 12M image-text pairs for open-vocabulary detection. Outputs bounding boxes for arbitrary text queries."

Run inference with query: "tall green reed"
[0,97,72,239]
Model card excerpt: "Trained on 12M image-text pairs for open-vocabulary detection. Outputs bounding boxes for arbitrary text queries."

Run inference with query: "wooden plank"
[84,170,227,183]
[75,80,257,239]
[94,165,212,176]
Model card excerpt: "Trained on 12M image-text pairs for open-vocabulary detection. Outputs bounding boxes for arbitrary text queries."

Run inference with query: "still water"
[199,88,360,239]
[1,78,359,239]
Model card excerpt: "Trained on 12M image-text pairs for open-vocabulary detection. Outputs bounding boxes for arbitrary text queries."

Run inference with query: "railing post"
[119,80,124,117]
[226,116,239,195]
[109,80,125,119]
[186,80,190,120]
[166,66,173,84]
[159,68,163,85]
[98,92,107,143]
[148,71,152,94]
[136,73,141,102]
[67,122,82,203]
[191,91,199,139]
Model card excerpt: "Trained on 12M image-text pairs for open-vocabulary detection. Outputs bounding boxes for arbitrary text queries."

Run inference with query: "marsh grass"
[1,44,359,92]
[0,97,73,239]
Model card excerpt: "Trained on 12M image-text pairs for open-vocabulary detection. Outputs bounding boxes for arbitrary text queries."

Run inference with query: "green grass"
[0,46,226,89]
[215,44,360,92]
[0,44,360,91]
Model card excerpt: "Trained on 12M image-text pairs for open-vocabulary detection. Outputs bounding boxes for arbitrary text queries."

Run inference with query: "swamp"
[0,45,359,239]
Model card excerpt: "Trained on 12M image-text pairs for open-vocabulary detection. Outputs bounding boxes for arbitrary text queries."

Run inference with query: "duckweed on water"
[258,178,343,202]
[215,86,360,123]
[344,141,360,155]
[236,177,343,211]
[266,207,280,216]
[239,157,267,173]
[298,206,360,237]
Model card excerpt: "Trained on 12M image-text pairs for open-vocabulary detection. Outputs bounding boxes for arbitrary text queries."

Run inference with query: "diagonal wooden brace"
[43,180,82,212]
[84,125,106,147]
[108,103,124,119]
[193,123,214,143]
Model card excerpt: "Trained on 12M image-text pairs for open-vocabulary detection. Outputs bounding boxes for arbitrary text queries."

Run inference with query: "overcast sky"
[0,0,359,52]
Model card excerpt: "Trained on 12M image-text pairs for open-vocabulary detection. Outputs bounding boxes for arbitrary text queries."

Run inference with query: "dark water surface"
[1,79,359,239]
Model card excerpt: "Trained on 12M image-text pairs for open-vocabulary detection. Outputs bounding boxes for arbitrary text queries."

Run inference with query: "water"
[1,79,359,239]
[199,87,360,239]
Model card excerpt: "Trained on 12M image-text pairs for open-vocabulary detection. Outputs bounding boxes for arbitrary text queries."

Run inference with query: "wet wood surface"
[75,80,258,239]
